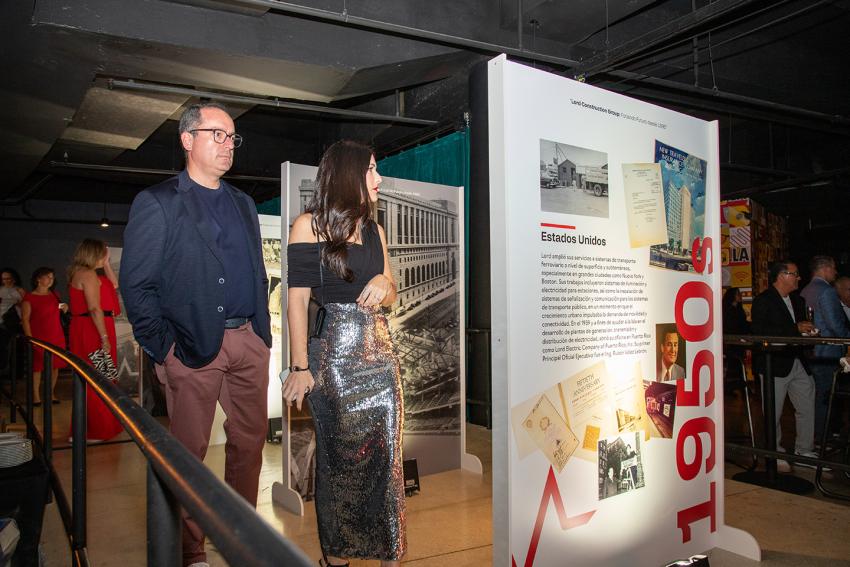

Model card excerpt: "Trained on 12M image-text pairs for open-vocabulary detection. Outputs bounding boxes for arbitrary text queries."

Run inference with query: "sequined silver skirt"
[307,302,406,561]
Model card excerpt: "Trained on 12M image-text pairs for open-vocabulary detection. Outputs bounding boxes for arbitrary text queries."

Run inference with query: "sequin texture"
[307,302,406,561]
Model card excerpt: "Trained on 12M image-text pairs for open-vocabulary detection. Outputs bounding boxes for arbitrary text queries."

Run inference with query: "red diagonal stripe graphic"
[511,466,597,567]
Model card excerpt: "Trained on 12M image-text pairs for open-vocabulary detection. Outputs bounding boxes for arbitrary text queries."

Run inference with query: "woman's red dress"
[69,275,124,441]
[23,292,68,372]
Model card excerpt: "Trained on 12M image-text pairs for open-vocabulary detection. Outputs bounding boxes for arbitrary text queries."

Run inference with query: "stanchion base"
[732,471,814,495]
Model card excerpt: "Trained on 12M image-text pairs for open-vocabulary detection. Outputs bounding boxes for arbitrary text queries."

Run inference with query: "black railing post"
[24,340,34,438]
[3,338,314,567]
[146,463,181,567]
[8,336,16,423]
[43,350,53,462]
[762,352,777,483]
[72,369,87,552]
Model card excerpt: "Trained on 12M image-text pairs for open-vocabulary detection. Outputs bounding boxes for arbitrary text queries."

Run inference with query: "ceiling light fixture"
[100,203,110,228]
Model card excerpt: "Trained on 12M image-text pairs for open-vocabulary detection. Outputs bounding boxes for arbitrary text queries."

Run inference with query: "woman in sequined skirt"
[284,140,406,567]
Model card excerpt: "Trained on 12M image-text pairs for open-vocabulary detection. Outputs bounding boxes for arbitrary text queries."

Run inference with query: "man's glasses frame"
[190,128,243,148]
[782,270,800,277]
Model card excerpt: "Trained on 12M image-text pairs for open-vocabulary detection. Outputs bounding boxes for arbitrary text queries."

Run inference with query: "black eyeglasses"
[190,128,243,148]
[782,270,800,277]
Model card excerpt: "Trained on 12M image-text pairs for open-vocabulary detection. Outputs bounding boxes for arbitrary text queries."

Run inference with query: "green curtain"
[377,129,470,189]
[256,195,280,215]
[256,129,471,240]
[378,129,471,316]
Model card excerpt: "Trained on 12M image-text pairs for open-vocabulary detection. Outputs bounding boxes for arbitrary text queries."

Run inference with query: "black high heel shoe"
[319,556,349,567]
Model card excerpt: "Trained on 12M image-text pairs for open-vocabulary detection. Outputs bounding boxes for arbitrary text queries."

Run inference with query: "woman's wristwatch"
[289,364,309,373]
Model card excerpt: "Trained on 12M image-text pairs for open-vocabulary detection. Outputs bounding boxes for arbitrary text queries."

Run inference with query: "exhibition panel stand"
[486,56,760,566]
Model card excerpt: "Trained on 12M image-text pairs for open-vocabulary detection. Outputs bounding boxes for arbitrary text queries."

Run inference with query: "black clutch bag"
[308,297,326,339]
[308,225,326,339]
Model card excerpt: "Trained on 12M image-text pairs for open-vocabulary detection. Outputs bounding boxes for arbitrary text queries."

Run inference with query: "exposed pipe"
[603,70,850,128]
[720,162,794,178]
[47,161,280,182]
[572,0,760,79]
[624,0,828,87]
[0,174,53,205]
[108,79,438,126]
[170,0,846,135]
[691,0,699,87]
[173,0,580,67]
[1,216,129,226]
[517,0,523,51]
[722,167,850,199]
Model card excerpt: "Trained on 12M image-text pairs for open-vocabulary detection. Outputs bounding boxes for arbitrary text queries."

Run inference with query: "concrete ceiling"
[2,0,850,243]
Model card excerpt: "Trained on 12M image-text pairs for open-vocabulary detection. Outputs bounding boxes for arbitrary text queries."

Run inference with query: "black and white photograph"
[261,230,284,339]
[539,138,609,218]
[287,163,464,477]
[107,248,140,394]
[597,431,646,500]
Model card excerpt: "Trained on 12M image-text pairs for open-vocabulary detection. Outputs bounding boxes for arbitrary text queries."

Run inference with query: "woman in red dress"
[21,267,68,405]
[68,239,124,441]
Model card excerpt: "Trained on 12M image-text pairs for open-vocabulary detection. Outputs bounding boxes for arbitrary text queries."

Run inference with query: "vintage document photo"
[611,361,650,436]
[622,162,667,248]
[561,361,617,461]
[510,383,564,460]
[523,394,579,472]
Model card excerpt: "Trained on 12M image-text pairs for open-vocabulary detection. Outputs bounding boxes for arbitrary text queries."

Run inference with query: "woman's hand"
[100,335,111,355]
[282,369,314,411]
[357,274,393,307]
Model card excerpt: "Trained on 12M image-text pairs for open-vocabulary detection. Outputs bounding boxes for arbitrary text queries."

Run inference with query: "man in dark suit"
[800,255,850,440]
[751,260,817,471]
[121,102,272,567]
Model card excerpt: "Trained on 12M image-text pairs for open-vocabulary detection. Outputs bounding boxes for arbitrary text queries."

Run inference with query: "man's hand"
[797,321,815,335]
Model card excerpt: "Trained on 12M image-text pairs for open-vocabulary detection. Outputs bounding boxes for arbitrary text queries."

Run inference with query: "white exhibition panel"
[488,56,759,566]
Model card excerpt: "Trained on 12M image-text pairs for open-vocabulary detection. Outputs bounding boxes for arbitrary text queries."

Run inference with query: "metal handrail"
[722,333,850,495]
[6,337,312,567]
[724,333,850,347]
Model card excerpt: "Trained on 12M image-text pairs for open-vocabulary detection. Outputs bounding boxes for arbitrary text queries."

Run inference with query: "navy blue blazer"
[121,170,272,368]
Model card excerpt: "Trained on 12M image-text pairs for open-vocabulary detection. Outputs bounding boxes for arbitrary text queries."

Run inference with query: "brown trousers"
[155,323,270,566]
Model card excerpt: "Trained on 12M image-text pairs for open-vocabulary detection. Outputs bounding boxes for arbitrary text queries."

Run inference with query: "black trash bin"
[0,447,49,567]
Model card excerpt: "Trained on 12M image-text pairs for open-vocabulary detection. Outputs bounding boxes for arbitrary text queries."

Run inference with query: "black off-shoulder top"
[287,220,384,304]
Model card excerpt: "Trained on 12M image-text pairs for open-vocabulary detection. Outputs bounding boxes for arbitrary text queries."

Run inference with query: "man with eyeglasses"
[121,102,271,567]
[751,260,817,471]
[800,255,850,442]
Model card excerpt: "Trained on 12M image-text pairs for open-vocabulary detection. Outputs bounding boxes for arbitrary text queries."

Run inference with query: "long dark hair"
[306,140,374,282]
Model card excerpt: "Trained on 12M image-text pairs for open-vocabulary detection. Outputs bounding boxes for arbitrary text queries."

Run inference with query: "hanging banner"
[720,198,753,293]
[487,56,759,566]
